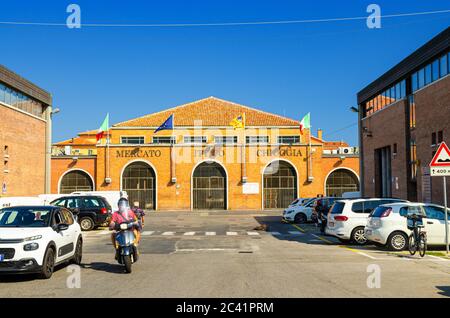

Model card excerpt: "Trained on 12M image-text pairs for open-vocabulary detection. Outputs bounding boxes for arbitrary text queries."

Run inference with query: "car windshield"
[0,207,52,228]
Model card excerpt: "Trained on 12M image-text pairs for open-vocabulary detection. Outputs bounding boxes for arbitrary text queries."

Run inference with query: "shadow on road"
[81,262,126,274]
[0,263,67,283]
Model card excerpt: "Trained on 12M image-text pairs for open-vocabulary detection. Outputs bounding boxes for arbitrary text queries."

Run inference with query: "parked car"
[326,198,407,244]
[70,191,127,211]
[365,202,450,251]
[282,198,318,223]
[50,195,112,231]
[0,206,82,279]
[287,198,313,209]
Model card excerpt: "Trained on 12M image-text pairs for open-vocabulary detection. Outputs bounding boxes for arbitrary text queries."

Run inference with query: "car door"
[61,208,79,257]
[52,209,72,262]
[423,205,448,245]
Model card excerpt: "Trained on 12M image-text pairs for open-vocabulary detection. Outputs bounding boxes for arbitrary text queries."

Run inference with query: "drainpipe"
[44,105,52,194]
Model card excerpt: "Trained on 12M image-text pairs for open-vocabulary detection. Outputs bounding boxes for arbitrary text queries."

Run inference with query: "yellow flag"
[230,113,245,130]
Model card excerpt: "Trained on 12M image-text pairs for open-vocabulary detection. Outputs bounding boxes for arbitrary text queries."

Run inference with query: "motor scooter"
[114,221,139,273]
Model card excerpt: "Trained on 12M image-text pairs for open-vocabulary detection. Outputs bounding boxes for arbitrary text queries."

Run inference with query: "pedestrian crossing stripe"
[85,230,305,237]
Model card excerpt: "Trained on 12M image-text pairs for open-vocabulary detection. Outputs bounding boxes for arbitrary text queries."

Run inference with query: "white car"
[325,198,407,244]
[282,198,317,223]
[0,206,83,279]
[365,202,450,251]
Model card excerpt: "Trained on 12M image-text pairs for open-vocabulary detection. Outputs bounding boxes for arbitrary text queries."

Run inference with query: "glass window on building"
[412,72,418,92]
[418,68,425,89]
[121,136,145,144]
[215,136,238,144]
[246,136,269,144]
[152,136,176,144]
[432,60,440,82]
[440,54,448,78]
[425,64,432,85]
[277,136,300,144]
[184,136,207,144]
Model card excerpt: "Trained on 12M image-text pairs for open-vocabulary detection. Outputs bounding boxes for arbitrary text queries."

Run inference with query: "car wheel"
[39,248,55,279]
[351,227,367,245]
[387,232,408,251]
[80,217,94,231]
[71,238,83,265]
[294,213,307,224]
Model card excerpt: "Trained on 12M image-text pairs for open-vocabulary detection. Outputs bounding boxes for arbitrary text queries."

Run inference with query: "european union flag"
[154,114,174,133]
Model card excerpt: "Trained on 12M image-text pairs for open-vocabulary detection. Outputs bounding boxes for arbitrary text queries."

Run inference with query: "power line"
[323,122,358,138]
[0,9,449,27]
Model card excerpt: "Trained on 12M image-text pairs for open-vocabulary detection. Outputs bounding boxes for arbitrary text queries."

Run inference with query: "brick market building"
[357,27,450,205]
[52,97,359,210]
[0,65,53,197]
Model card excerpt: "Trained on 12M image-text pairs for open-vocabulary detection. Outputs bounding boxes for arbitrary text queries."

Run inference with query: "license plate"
[0,254,4,262]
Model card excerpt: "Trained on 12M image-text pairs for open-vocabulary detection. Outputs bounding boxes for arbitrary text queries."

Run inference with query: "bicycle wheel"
[418,233,427,258]
[408,234,416,256]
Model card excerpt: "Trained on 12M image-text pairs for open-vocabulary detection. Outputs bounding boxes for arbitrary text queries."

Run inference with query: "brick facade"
[1,105,46,196]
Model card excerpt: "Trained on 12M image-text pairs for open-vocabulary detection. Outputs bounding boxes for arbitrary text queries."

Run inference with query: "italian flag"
[299,112,310,135]
[96,113,109,142]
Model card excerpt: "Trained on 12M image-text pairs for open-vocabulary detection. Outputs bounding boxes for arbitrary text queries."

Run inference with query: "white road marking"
[247,231,260,236]
[184,232,196,236]
[205,232,216,236]
[98,231,110,235]
[162,231,175,236]
[142,231,155,236]
[357,252,377,259]
[270,232,281,236]
[226,232,238,236]
[427,255,450,262]
[288,231,302,235]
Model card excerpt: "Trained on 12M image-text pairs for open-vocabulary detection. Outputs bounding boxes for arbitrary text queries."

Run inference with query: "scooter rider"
[109,198,141,251]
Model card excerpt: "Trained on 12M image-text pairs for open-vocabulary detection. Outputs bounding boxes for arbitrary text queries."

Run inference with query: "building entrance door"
[193,162,226,210]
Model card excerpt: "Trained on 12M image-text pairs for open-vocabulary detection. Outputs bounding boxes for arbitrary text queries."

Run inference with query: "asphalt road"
[0,211,449,298]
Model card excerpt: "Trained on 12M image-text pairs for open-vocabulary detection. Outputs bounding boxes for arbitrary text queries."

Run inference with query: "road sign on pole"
[429,142,450,255]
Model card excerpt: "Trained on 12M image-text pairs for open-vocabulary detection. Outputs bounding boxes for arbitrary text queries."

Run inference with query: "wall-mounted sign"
[242,182,259,194]
[256,147,302,157]
[116,148,161,158]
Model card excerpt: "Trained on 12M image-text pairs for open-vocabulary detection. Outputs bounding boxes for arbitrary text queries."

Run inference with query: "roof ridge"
[208,96,300,124]
[112,96,215,127]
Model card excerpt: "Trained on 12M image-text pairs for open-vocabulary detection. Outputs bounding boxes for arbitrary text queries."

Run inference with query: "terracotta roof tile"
[114,96,300,127]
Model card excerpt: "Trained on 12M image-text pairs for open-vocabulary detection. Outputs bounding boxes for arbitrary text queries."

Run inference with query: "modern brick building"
[0,65,53,197]
[357,27,450,205]
[52,97,359,211]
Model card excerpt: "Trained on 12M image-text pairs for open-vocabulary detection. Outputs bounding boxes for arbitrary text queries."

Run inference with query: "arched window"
[326,169,359,197]
[60,170,93,194]
[263,161,297,209]
[122,162,156,210]
[192,161,227,210]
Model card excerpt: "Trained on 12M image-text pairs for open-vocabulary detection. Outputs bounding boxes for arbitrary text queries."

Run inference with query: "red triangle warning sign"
[430,142,450,167]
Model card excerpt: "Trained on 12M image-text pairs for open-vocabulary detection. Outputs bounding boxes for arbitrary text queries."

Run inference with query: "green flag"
[299,113,310,135]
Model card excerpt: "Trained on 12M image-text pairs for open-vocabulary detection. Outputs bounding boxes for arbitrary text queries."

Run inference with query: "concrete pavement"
[0,211,449,297]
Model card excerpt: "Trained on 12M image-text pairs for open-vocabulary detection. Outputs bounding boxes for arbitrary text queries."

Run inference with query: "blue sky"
[1,1,449,145]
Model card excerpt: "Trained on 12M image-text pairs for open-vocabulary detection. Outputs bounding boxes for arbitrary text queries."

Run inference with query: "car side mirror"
[54,223,69,232]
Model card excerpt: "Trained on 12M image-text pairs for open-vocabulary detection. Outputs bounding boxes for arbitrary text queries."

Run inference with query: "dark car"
[50,196,112,231]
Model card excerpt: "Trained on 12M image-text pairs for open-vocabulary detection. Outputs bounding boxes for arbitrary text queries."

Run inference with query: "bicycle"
[407,213,427,257]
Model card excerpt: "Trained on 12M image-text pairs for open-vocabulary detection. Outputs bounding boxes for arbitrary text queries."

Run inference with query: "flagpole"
[242,113,246,183]
[171,114,176,183]
[106,113,110,181]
